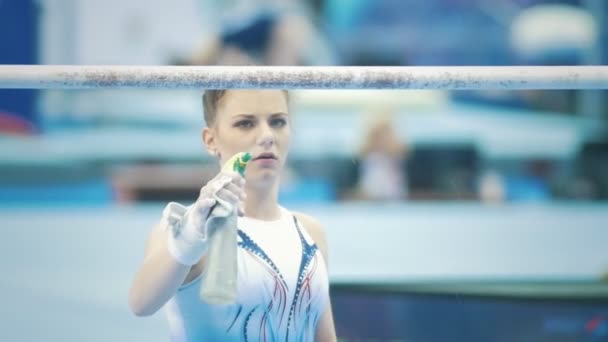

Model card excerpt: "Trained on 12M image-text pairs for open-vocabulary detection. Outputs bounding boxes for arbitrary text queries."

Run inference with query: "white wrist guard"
[161,202,208,266]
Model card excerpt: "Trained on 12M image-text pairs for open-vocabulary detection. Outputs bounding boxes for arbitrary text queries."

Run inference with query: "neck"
[243,180,281,221]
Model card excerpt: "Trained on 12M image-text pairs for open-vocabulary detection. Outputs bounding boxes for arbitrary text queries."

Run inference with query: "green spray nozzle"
[222,152,252,176]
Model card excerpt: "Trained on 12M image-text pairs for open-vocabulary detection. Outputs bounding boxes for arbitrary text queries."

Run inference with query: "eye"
[270,117,287,128]
[234,120,254,129]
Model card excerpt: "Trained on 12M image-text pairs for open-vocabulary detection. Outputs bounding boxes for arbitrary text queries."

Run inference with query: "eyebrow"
[232,113,288,120]
[232,114,256,120]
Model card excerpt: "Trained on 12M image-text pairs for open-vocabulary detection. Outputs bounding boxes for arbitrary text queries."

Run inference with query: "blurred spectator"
[478,169,506,203]
[357,110,408,201]
[176,0,335,66]
[510,4,598,114]
[510,4,597,65]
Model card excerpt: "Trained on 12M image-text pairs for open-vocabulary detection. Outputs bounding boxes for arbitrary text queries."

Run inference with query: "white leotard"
[164,207,329,341]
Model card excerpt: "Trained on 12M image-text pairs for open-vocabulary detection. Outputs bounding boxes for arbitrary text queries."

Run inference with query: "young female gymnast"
[129,89,337,341]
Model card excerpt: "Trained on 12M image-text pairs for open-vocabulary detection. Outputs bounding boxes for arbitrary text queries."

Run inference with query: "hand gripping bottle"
[200,152,251,304]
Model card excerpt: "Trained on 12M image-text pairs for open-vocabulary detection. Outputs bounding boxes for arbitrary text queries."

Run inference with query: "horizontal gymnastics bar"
[0,65,606,90]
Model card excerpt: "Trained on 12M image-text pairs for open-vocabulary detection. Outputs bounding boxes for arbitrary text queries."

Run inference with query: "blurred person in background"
[356,110,408,201]
[478,169,507,203]
[128,90,336,341]
[509,3,598,114]
[176,0,335,66]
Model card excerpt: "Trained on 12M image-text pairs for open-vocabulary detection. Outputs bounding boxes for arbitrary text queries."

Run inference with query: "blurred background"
[1,0,608,341]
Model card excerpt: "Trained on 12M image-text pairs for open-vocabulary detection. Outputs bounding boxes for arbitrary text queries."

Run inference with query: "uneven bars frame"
[0,65,606,90]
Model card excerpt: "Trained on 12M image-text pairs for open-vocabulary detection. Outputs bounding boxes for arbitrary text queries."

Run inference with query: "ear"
[202,127,217,157]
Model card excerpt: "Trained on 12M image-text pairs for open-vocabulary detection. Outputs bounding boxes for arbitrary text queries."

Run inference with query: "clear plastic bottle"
[199,214,238,304]
[199,152,250,304]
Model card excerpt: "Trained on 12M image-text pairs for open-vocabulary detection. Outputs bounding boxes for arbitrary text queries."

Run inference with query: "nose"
[256,122,275,149]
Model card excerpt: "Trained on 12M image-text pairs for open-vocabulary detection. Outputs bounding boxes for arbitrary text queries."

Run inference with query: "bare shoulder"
[292,211,329,261]
[292,212,324,235]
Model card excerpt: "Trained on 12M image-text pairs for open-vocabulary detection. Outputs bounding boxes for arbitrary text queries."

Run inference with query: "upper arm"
[293,212,337,342]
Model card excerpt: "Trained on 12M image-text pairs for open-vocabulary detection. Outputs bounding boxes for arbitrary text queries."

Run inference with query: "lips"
[254,152,277,160]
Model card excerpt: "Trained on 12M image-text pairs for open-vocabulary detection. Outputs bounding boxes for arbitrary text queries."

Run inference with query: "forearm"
[128,240,192,316]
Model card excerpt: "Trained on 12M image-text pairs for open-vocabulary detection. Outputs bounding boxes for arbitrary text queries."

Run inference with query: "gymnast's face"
[204,90,291,186]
